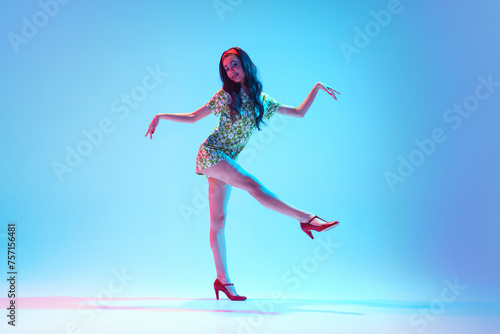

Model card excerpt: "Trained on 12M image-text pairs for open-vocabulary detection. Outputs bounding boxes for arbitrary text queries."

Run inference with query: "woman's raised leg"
[202,159,319,224]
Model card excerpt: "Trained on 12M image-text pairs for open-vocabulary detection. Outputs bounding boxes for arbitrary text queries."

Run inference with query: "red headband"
[222,48,240,59]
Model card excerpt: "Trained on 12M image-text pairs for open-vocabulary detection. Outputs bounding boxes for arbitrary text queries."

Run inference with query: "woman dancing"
[145,47,341,301]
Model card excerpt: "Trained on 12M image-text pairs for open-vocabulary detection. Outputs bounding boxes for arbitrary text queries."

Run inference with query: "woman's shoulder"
[260,91,281,108]
[259,91,275,102]
[208,88,230,101]
[206,88,231,114]
[259,91,268,99]
[215,88,232,100]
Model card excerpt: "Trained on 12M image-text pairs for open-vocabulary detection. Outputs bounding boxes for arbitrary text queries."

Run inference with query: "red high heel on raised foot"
[214,279,247,301]
[300,215,339,239]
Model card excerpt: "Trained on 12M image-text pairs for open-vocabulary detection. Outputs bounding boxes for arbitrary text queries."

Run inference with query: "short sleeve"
[206,89,230,117]
[261,92,282,120]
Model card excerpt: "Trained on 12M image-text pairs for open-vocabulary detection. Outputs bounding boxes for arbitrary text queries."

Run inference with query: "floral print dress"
[195,87,282,175]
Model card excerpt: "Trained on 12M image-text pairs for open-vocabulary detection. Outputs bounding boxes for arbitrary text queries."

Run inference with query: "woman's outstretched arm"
[277,82,340,118]
[145,105,212,139]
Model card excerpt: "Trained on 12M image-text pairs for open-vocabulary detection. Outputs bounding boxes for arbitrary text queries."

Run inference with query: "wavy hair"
[218,47,266,130]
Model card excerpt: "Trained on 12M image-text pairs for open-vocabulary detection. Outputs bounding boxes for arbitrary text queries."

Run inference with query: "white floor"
[2,296,499,334]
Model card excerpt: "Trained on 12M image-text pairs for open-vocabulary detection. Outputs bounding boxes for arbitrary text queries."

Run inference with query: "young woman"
[145,47,341,301]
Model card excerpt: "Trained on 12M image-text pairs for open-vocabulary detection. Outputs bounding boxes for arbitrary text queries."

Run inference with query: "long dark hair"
[218,47,266,130]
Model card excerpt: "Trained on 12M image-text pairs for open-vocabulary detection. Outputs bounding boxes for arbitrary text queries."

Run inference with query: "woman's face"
[223,55,245,84]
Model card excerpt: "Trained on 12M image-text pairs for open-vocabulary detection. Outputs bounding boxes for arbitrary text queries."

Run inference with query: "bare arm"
[145,105,212,139]
[277,82,340,118]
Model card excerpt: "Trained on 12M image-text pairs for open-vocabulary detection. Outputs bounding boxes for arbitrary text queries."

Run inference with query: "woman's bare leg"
[207,176,239,296]
[202,159,323,225]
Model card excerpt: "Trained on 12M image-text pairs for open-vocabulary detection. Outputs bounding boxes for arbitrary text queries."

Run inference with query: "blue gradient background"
[1,0,499,305]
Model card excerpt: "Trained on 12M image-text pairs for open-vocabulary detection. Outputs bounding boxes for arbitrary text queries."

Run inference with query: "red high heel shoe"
[300,215,339,239]
[214,279,247,301]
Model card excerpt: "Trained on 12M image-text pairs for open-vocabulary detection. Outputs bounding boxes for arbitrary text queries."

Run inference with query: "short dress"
[195,87,282,175]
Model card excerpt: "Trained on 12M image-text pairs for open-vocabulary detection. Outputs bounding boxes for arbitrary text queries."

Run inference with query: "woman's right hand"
[317,82,341,100]
[145,115,159,139]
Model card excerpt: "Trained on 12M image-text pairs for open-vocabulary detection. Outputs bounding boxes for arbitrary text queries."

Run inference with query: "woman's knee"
[210,212,226,229]
[239,175,262,194]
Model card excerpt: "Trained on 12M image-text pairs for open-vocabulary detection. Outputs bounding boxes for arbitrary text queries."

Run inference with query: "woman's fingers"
[321,84,341,100]
[145,126,155,139]
[324,85,341,95]
[327,87,341,95]
[328,89,338,100]
[145,116,158,139]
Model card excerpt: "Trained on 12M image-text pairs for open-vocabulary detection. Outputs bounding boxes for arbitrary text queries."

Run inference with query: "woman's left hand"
[317,82,341,100]
[145,115,159,139]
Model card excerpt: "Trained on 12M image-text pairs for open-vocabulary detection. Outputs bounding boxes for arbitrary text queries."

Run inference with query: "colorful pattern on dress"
[195,87,282,175]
